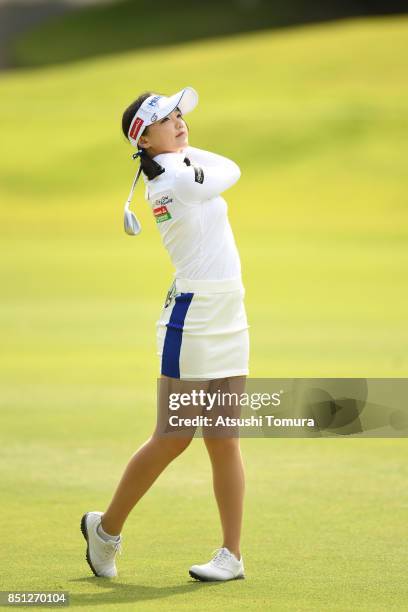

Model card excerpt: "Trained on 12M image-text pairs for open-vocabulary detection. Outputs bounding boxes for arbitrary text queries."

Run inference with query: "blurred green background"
[1,2,408,610]
[5,0,408,69]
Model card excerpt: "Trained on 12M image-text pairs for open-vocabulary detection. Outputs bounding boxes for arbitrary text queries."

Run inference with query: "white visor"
[127,86,198,147]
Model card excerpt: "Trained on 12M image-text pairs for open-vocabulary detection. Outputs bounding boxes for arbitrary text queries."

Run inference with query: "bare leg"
[101,376,210,536]
[203,376,246,560]
[101,433,191,535]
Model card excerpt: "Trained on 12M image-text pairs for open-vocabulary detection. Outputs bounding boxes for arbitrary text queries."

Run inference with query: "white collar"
[153,148,189,168]
[142,147,190,184]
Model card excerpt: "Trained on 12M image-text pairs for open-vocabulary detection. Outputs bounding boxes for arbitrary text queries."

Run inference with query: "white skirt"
[156,277,250,380]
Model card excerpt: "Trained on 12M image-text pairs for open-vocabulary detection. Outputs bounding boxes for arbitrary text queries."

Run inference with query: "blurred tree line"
[6,0,408,69]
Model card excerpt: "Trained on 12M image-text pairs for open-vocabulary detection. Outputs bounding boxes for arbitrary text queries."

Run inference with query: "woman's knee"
[150,432,194,457]
[203,436,240,454]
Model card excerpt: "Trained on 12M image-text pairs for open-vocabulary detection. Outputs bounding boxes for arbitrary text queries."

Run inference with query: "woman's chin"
[176,135,188,146]
[177,139,189,151]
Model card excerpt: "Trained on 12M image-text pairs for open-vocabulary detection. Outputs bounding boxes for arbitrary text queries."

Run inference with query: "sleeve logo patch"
[193,166,204,184]
[153,195,173,223]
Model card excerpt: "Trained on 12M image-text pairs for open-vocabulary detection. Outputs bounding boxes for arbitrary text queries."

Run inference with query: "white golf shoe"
[80,511,122,578]
[189,547,245,581]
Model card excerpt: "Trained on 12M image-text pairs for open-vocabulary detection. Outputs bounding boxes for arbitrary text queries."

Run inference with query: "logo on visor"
[147,96,161,107]
[129,117,144,142]
[151,113,158,122]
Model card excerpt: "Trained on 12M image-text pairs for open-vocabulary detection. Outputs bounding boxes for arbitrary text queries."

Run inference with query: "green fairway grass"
[1,14,408,610]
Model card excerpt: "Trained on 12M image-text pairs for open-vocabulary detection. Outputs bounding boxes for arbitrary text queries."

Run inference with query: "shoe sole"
[189,570,245,582]
[80,513,99,577]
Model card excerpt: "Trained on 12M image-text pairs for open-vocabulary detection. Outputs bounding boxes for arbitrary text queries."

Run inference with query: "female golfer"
[81,86,249,582]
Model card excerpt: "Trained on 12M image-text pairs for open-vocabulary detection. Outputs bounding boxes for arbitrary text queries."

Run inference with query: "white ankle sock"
[97,522,120,542]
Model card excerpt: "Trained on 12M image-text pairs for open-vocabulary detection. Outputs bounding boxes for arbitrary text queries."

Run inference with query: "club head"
[124,210,142,236]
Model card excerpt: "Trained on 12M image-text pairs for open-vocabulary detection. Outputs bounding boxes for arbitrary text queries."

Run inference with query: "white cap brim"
[155,86,198,119]
[128,86,198,147]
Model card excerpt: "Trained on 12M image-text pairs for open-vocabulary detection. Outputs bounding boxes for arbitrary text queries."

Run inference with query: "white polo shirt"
[142,146,242,280]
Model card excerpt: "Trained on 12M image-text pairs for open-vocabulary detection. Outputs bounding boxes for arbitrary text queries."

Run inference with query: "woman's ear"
[138,135,149,149]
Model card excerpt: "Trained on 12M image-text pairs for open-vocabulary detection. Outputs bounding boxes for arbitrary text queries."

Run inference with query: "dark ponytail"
[122,92,164,180]
[122,91,189,181]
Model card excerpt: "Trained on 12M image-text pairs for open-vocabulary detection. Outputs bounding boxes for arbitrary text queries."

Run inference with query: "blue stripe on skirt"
[161,292,194,378]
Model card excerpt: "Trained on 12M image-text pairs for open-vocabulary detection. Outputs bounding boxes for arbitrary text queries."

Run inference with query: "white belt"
[174,277,244,294]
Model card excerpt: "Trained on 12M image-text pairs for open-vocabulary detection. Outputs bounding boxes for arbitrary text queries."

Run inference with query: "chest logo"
[153,195,173,223]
